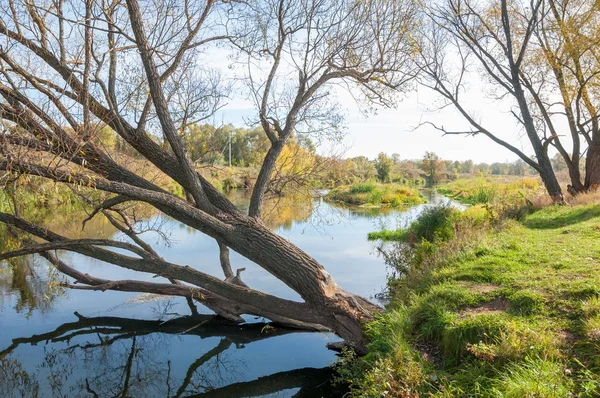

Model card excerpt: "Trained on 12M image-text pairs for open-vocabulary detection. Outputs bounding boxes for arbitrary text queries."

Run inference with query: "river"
[0,189,458,397]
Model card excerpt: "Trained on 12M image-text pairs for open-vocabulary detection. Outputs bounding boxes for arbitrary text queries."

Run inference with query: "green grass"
[367,229,408,241]
[491,357,574,397]
[340,202,600,397]
[438,177,542,205]
[326,182,426,208]
[349,182,378,194]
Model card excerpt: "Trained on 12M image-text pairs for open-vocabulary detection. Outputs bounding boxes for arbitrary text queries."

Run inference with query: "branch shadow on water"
[0,313,345,398]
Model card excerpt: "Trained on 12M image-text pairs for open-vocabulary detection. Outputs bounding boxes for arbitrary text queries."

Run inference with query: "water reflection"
[0,257,58,316]
[0,189,462,397]
[0,312,342,398]
[0,206,122,316]
[226,190,316,231]
[0,192,317,315]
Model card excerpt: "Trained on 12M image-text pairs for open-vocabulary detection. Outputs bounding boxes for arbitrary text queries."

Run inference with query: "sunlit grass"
[437,176,542,205]
[340,202,600,397]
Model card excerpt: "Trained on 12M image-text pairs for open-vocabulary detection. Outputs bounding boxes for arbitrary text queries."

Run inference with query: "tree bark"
[564,161,585,194]
[585,141,600,191]
[500,0,563,201]
[537,158,564,202]
[249,139,286,218]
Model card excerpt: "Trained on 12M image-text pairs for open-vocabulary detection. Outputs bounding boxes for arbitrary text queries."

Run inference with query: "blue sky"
[214,89,532,164]
[203,43,541,164]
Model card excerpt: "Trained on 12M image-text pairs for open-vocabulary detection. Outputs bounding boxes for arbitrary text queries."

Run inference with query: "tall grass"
[438,177,541,206]
[472,186,496,203]
[349,182,376,194]
[326,182,425,207]
[492,357,573,397]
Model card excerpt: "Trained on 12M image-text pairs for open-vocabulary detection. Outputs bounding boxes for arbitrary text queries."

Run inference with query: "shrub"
[408,205,457,244]
[368,205,459,244]
[369,190,383,204]
[459,204,489,226]
[222,177,239,191]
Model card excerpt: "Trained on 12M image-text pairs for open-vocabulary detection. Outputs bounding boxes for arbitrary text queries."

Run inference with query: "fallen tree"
[0,0,418,353]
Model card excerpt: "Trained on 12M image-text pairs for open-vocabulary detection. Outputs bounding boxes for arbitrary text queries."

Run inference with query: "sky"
[214,86,533,164]
[201,36,541,165]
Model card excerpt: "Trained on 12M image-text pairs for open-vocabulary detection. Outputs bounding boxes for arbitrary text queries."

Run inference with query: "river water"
[0,189,458,397]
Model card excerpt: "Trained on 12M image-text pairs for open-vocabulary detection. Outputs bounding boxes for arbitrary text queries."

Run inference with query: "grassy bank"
[367,205,488,243]
[438,176,543,205]
[340,200,600,397]
[326,182,425,208]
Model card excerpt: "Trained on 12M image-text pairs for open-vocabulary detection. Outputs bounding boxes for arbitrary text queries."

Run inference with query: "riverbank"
[340,199,600,396]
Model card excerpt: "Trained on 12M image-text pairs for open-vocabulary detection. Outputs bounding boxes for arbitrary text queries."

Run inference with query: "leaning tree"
[0,0,418,352]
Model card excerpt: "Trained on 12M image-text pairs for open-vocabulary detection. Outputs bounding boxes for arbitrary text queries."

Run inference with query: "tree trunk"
[497,0,564,202]
[0,206,377,354]
[249,139,285,218]
[565,163,585,195]
[510,84,563,201]
[537,158,564,202]
[212,218,378,354]
[585,141,600,191]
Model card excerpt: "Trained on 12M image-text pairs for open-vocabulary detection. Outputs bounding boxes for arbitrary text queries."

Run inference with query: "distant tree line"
[174,122,563,187]
[183,124,270,167]
[322,151,550,188]
[98,121,565,189]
